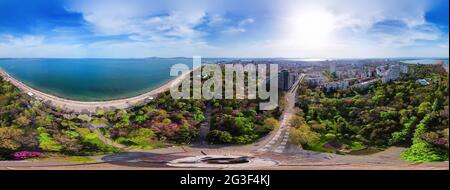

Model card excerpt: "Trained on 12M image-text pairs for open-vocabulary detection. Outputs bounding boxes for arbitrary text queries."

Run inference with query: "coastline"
[0,67,191,113]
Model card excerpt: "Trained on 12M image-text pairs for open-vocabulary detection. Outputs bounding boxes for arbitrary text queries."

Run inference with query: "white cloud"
[238,18,255,26]
[222,18,255,34]
[1,0,447,58]
[265,0,447,57]
[0,35,85,58]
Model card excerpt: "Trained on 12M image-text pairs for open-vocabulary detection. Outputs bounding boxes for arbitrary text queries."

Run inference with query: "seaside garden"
[0,65,280,160]
[290,64,449,162]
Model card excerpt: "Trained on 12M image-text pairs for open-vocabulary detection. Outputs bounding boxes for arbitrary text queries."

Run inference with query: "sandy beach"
[0,67,191,113]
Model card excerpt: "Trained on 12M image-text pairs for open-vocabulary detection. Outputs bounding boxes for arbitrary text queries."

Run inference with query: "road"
[256,74,305,153]
[0,67,190,113]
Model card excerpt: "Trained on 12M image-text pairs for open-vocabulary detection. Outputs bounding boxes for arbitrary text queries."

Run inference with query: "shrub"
[77,114,92,122]
[324,133,336,141]
[207,130,232,144]
[38,133,63,152]
[11,151,41,160]
[350,142,366,151]
[289,125,319,146]
[128,128,155,145]
[401,141,448,162]
[177,125,199,144]
[233,135,257,144]
[254,117,279,136]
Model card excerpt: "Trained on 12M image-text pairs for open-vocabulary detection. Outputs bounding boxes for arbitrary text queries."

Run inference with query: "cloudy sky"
[0,0,448,58]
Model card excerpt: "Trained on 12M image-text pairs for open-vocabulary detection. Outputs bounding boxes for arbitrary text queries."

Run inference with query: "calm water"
[0,58,192,101]
[401,59,449,65]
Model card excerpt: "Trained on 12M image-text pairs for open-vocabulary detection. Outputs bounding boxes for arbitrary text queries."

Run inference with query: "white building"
[355,79,379,89]
[304,77,326,87]
[323,80,350,92]
[400,64,409,74]
[382,65,400,83]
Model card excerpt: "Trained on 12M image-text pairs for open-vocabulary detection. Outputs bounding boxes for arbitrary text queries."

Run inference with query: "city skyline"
[0,0,449,58]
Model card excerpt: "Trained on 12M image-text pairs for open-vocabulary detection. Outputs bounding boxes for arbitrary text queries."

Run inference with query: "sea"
[1,58,448,101]
[401,58,449,65]
[0,58,192,101]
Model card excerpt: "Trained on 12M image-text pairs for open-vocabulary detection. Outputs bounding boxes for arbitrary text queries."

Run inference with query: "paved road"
[1,146,448,170]
[257,74,304,153]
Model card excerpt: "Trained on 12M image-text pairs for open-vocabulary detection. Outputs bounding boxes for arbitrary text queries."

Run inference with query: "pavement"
[1,146,448,170]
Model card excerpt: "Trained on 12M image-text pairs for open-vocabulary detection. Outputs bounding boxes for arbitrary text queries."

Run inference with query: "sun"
[285,8,336,48]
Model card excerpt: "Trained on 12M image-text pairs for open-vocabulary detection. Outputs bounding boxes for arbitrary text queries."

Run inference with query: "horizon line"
[1,56,449,60]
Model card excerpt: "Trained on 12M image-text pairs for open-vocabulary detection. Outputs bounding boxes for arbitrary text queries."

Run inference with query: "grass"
[350,141,366,151]
[302,135,377,155]
[90,118,109,125]
[128,141,167,150]
[36,154,97,164]
[304,136,337,153]
[115,137,166,150]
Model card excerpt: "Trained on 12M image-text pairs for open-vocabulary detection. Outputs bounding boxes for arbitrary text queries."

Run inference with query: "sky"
[0,0,448,58]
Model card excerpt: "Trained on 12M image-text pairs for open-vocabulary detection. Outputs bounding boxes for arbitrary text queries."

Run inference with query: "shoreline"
[0,67,191,113]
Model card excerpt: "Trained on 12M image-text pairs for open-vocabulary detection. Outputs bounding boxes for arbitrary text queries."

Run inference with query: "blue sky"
[0,0,448,58]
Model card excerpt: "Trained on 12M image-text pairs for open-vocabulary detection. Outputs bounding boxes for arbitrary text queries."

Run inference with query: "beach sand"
[0,67,191,113]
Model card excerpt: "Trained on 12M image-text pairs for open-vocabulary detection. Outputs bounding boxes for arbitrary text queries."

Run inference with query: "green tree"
[255,117,279,135]
[178,125,199,144]
[417,102,432,116]
[207,130,232,144]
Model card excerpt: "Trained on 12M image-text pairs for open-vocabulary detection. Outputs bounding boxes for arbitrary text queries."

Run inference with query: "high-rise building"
[279,70,290,91]
[383,65,400,83]
[329,61,336,74]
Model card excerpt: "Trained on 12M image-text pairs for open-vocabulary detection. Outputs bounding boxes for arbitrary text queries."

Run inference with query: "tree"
[128,128,155,145]
[432,98,441,111]
[38,132,63,152]
[279,97,288,111]
[290,115,305,128]
[15,116,31,127]
[0,127,24,151]
[134,115,148,124]
[417,102,432,116]
[178,125,199,144]
[77,114,92,123]
[289,125,319,146]
[53,134,82,153]
[207,130,232,144]
[230,116,253,136]
[255,117,279,135]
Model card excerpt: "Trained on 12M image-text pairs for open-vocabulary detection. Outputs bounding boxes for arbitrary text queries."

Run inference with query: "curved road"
[0,67,190,113]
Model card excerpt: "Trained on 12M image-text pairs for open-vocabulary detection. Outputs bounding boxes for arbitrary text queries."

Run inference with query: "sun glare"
[287,9,336,47]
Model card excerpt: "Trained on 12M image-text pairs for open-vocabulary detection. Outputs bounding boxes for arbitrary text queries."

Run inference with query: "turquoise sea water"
[0,58,192,101]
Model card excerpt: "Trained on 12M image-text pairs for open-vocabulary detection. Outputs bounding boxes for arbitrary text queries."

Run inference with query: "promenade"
[0,67,190,113]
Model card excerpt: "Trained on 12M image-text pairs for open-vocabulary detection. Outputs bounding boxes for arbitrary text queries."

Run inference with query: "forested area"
[0,76,119,160]
[1,65,280,160]
[292,64,448,162]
